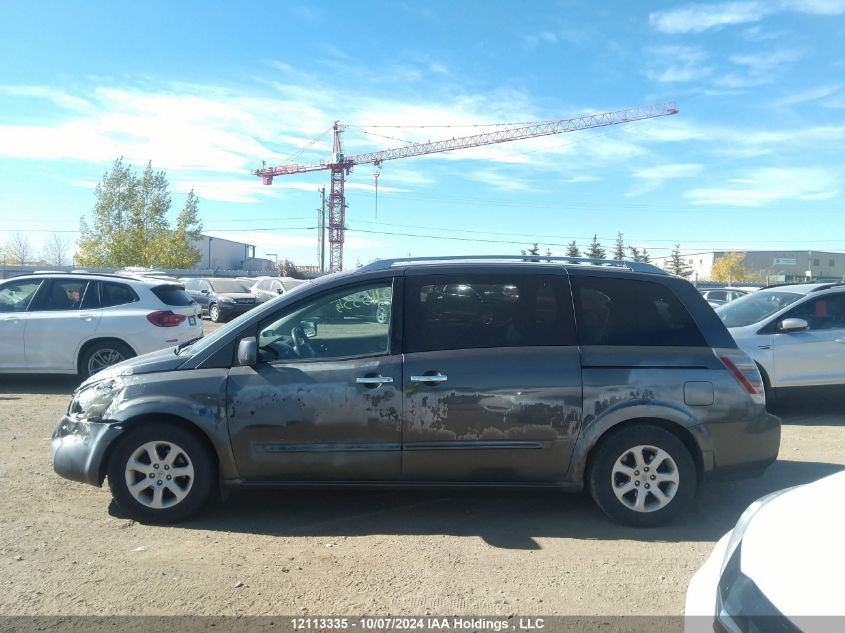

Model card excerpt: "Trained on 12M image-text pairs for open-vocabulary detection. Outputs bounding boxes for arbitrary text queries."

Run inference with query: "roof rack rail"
[759,281,843,290]
[356,255,667,275]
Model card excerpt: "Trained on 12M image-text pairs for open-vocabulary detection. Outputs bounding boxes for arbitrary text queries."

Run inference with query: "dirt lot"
[1,322,843,616]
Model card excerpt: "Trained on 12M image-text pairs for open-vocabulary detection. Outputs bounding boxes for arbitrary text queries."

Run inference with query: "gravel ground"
[0,320,843,616]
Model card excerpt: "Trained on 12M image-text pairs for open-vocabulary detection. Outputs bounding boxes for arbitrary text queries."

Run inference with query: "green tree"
[545,248,552,257]
[585,234,606,259]
[521,242,540,256]
[77,158,202,268]
[565,240,580,257]
[612,232,625,260]
[628,245,642,262]
[667,244,692,277]
[641,248,651,264]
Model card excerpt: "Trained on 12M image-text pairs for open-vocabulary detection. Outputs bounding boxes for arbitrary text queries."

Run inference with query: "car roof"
[758,282,845,295]
[3,271,174,287]
[356,255,667,276]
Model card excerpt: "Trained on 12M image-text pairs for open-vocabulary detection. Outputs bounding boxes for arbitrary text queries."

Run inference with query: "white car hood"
[741,469,845,616]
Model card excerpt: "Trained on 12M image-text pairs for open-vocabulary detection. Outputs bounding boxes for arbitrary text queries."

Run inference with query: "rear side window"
[100,282,139,307]
[151,285,194,306]
[404,275,576,353]
[572,276,706,347]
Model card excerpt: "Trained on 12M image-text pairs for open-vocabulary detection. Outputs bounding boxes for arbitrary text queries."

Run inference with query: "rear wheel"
[79,340,135,380]
[107,423,215,523]
[209,303,221,322]
[587,424,696,527]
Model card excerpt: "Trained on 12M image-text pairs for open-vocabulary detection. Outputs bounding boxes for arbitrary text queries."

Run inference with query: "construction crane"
[254,102,678,272]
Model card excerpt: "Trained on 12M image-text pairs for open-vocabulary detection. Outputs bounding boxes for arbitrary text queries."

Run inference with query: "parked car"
[714,282,845,401]
[685,470,845,632]
[699,287,750,308]
[52,255,779,525]
[181,277,257,322]
[249,276,308,303]
[0,272,202,379]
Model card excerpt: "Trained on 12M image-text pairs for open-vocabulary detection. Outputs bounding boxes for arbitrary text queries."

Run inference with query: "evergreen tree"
[641,248,651,264]
[628,245,642,262]
[667,244,692,277]
[613,232,625,260]
[521,242,540,256]
[545,248,552,257]
[585,234,606,259]
[565,241,580,257]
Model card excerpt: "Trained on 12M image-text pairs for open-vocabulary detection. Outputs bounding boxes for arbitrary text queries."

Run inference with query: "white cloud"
[467,169,537,192]
[649,2,767,33]
[774,84,843,107]
[686,167,840,206]
[0,85,91,111]
[629,163,703,195]
[649,0,845,34]
[644,46,712,83]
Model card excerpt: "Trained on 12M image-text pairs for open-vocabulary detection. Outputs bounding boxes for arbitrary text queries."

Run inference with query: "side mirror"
[276,288,283,295]
[237,337,257,366]
[779,317,809,332]
[301,320,318,338]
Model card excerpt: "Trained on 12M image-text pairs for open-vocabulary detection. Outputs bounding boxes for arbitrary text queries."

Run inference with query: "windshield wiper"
[175,337,202,354]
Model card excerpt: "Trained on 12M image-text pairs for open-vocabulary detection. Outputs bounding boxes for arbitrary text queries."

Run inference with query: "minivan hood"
[80,346,187,388]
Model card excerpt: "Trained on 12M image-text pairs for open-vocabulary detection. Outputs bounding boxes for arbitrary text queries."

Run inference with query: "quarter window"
[258,282,393,362]
[572,276,706,347]
[404,275,575,353]
[100,282,139,307]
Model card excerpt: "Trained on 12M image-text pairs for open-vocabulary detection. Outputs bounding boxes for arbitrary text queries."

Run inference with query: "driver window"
[258,282,393,362]
[784,294,845,331]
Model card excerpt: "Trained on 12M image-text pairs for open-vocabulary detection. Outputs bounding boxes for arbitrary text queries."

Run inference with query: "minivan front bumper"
[51,416,123,486]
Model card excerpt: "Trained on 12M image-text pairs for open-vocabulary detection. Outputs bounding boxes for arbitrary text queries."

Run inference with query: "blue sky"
[1,0,844,268]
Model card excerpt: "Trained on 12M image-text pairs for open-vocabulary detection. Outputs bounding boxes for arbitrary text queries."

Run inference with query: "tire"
[587,424,696,527]
[79,340,135,380]
[107,423,215,524]
[209,303,221,323]
[756,363,777,408]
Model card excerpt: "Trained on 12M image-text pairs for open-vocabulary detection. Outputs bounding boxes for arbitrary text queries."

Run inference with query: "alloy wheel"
[611,444,679,513]
[124,441,195,509]
[87,348,125,376]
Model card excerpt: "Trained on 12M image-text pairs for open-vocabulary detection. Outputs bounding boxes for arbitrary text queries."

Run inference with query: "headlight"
[68,377,124,421]
[219,296,235,303]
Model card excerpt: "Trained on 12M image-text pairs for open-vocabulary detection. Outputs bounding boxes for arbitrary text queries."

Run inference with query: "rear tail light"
[716,348,765,405]
[146,310,187,327]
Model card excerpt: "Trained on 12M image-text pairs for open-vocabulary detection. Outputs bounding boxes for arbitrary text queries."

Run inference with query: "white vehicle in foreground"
[0,272,202,379]
[714,283,845,400]
[685,470,845,632]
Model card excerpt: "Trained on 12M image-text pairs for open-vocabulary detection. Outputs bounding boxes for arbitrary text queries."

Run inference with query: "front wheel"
[107,423,215,523]
[587,424,696,527]
[209,303,221,322]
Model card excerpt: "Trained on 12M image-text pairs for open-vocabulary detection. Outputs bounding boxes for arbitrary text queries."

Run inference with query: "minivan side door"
[226,278,403,481]
[401,271,582,482]
[769,292,845,387]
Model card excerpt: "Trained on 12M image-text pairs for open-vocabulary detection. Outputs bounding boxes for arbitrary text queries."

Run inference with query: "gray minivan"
[51,256,781,527]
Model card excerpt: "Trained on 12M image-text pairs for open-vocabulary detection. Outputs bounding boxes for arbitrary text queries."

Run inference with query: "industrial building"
[652,250,845,283]
[190,234,263,271]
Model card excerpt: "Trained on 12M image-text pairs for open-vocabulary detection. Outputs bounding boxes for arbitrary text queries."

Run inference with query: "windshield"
[186,279,313,355]
[209,279,251,293]
[715,290,803,328]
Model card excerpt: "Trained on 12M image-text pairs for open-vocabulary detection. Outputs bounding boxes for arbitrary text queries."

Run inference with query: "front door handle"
[356,375,394,385]
[835,338,845,344]
[410,373,448,383]
[77,314,95,320]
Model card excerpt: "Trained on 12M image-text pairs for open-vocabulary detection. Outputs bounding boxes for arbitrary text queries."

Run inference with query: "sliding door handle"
[410,374,448,383]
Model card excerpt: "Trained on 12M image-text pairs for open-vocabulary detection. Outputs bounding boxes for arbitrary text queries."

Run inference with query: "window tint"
[101,282,139,307]
[782,294,845,331]
[183,279,197,291]
[258,282,392,362]
[151,285,192,306]
[0,279,43,312]
[708,290,728,302]
[572,276,706,347]
[209,279,250,293]
[31,279,89,312]
[404,275,575,353]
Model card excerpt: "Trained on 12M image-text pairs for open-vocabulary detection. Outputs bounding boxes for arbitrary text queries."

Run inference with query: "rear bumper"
[707,410,781,481]
[51,416,123,486]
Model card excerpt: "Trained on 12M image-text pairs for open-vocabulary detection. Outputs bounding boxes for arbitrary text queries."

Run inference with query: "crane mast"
[255,102,678,272]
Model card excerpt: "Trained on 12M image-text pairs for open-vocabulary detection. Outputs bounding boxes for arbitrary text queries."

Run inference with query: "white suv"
[714,283,845,399]
[0,273,202,379]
